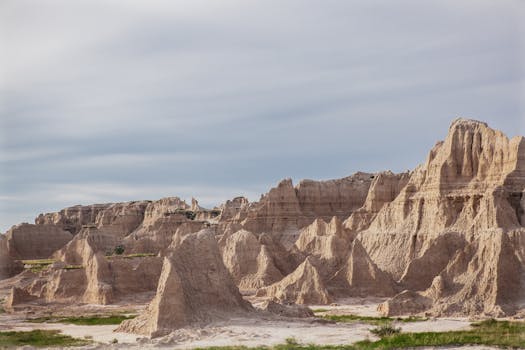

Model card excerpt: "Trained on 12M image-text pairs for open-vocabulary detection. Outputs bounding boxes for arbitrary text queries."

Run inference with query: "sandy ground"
[0,297,482,349]
[0,314,476,349]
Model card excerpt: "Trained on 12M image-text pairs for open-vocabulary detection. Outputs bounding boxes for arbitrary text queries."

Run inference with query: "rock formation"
[35,203,111,234]
[221,230,284,291]
[359,118,525,316]
[260,300,314,318]
[5,224,73,260]
[256,257,331,305]
[240,173,373,244]
[118,229,252,337]
[328,239,396,297]
[5,232,162,306]
[3,117,525,319]
[295,216,350,276]
[0,235,23,280]
[344,171,411,233]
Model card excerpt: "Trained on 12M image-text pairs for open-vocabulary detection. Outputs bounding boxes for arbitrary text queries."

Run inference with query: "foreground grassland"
[195,320,525,350]
[0,330,90,348]
[27,314,136,325]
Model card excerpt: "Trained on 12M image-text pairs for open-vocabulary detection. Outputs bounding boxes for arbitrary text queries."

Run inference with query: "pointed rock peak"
[119,229,252,336]
[328,216,342,228]
[450,117,488,131]
[277,178,294,188]
[255,255,331,305]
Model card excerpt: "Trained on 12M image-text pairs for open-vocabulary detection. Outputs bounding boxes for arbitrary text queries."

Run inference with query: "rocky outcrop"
[329,239,396,297]
[35,203,112,234]
[92,201,150,237]
[260,300,314,318]
[240,173,373,242]
[256,257,331,305]
[118,229,252,337]
[5,224,73,260]
[295,217,350,276]
[345,171,410,233]
[9,232,163,305]
[221,230,283,291]
[5,286,37,309]
[363,118,525,316]
[0,235,23,280]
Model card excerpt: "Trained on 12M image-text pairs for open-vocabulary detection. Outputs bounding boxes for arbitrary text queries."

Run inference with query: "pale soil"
[0,297,485,349]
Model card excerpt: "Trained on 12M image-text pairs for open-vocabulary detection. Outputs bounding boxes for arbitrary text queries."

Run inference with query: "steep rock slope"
[118,229,252,337]
[221,230,284,291]
[256,257,331,305]
[359,118,525,316]
[5,224,73,260]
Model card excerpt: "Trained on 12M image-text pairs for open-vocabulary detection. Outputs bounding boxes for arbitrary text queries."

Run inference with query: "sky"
[0,0,524,232]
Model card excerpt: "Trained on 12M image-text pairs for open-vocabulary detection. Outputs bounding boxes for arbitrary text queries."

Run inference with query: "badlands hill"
[1,118,524,336]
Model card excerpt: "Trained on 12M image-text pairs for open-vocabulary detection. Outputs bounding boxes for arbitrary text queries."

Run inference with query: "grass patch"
[27,314,136,326]
[311,308,329,313]
[63,265,83,270]
[321,314,427,325]
[0,329,90,347]
[369,324,401,337]
[193,320,525,350]
[321,314,394,326]
[20,259,56,273]
[20,259,56,265]
[106,253,156,259]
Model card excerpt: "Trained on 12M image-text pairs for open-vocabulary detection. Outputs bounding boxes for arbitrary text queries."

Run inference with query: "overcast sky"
[0,0,524,232]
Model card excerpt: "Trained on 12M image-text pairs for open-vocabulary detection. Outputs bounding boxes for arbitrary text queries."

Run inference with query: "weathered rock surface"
[118,229,252,337]
[240,173,373,244]
[328,239,396,297]
[345,171,411,233]
[260,300,314,318]
[0,235,23,280]
[35,203,112,234]
[6,232,163,306]
[256,257,331,305]
[363,118,525,316]
[295,217,350,276]
[221,230,284,291]
[5,224,73,260]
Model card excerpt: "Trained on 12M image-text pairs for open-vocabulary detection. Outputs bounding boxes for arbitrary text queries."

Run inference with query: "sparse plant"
[184,210,196,220]
[114,245,125,255]
[370,323,401,337]
[284,337,299,345]
[110,338,118,344]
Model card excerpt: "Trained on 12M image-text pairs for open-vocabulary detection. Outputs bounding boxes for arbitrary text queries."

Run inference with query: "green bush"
[114,245,125,255]
[370,324,401,337]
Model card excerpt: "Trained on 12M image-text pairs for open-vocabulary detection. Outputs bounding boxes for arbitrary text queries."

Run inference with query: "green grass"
[106,253,156,259]
[20,259,56,265]
[63,265,84,270]
[320,314,394,326]
[0,329,90,348]
[26,314,136,326]
[20,259,56,273]
[311,308,329,313]
[319,314,427,325]
[193,320,525,350]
